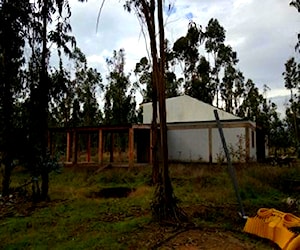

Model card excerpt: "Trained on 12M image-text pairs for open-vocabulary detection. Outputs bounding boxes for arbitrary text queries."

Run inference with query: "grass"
[0,163,299,249]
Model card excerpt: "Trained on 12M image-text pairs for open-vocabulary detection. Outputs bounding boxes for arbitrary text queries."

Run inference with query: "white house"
[142,95,261,163]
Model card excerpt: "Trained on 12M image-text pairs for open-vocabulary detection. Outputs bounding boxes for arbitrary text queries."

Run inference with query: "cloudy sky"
[68,0,299,114]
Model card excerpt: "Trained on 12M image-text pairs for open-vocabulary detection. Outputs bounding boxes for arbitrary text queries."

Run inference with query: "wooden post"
[110,132,114,163]
[87,133,91,162]
[72,131,77,164]
[209,127,212,164]
[66,131,71,162]
[245,127,250,162]
[149,128,153,164]
[128,128,134,167]
[98,129,103,165]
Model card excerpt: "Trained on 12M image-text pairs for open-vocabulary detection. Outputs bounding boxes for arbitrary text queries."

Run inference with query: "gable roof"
[142,95,242,124]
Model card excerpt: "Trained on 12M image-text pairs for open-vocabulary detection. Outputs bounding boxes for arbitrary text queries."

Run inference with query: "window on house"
[251,130,255,148]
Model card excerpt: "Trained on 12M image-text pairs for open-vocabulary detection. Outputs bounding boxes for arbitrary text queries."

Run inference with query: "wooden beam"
[167,121,256,130]
[132,124,151,129]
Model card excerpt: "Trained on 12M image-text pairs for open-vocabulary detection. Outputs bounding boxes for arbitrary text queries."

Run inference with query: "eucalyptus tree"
[173,22,202,82]
[165,71,182,98]
[172,22,213,102]
[134,56,152,103]
[283,57,300,148]
[186,56,214,104]
[48,66,73,127]
[221,64,236,113]
[125,0,187,223]
[172,19,238,106]
[232,70,245,115]
[204,18,226,107]
[26,0,75,200]
[164,39,182,98]
[237,80,279,148]
[237,79,264,119]
[49,47,103,128]
[0,0,31,195]
[291,0,300,12]
[104,49,137,125]
[283,57,299,99]
[278,1,300,153]
[269,118,291,155]
[290,0,300,52]
[134,51,181,104]
[72,47,103,126]
[218,45,239,113]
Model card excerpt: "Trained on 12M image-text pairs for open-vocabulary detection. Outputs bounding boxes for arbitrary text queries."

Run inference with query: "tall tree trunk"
[139,0,159,184]
[40,0,50,200]
[125,0,187,222]
[1,37,13,196]
[151,83,159,184]
[150,0,187,223]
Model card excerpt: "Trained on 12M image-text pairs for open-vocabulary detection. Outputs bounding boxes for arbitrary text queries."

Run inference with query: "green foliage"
[134,49,182,104]
[290,0,300,52]
[282,57,300,150]
[134,56,152,103]
[281,2,300,152]
[104,49,138,125]
[49,47,103,128]
[0,0,31,195]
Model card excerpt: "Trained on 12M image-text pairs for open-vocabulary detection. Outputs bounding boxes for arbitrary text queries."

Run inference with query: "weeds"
[0,163,299,249]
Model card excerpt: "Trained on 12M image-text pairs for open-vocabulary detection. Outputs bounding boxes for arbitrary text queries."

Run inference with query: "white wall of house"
[142,95,258,163]
[168,128,209,162]
[212,127,246,163]
[167,126,256,163]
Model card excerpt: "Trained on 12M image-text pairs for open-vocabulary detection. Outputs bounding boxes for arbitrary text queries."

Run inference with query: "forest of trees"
[0,0,299,220]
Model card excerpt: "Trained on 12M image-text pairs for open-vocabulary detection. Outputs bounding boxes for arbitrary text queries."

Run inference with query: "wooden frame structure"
[48,124,151,167]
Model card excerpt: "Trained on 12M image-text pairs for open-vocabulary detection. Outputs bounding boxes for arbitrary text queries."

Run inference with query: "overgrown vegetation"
[0,163,299,249]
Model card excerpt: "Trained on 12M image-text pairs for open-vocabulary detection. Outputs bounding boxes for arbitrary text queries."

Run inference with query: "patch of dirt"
[89,187,135,198]
[122,204,279,249]
[123,222,278,250]
[156,229,271,250]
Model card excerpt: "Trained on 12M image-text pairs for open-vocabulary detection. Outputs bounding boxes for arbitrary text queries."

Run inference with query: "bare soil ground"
[122,204,278,250]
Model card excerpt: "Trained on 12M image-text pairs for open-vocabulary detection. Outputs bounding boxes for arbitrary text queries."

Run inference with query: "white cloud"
[67,0,300,112]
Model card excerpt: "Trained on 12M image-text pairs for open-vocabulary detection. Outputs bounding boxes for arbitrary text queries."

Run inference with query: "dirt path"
[154,229,277,250]
[125,222,278,249]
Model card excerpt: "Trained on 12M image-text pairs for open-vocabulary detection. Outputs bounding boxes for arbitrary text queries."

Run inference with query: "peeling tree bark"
[136,0,187,223]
